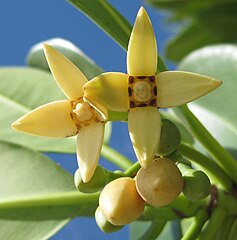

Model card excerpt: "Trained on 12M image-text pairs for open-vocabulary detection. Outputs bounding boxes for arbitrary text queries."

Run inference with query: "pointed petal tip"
[43,43,53,54]
[127,6,157,75]
[11,120,22,131]
[79,167,92,183]
[138,6,145,14]
[214,78,222,87]
[139,159,150,169]
[137,6,148,16]
[136,6,150,23]
[43,43,59,60]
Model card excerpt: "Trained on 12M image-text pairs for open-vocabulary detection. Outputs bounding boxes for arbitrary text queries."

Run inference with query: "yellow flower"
[11,44,107,183]
[83,7,221,169]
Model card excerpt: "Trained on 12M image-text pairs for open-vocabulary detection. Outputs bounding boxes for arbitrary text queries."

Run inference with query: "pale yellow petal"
[44,44,88,100]
[77,123,104,183]
[83,72,129,112]
[128,107,161,168]
[156,71,222,108]
[127,7,157,76]
[11,100,78,138]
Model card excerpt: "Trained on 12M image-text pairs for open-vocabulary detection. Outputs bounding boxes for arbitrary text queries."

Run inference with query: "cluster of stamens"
[70,98,103,129]
[128,76,157,108]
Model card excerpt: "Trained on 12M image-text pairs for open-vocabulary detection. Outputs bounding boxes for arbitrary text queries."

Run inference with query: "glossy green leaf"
[148,1,237,62]
[67,0,167,72]
[0,141,98,240]
[166,22,217,62]
[27,38,103,79]
[0,67,111,153]
[147,0,232,18]
[177,44,237,153]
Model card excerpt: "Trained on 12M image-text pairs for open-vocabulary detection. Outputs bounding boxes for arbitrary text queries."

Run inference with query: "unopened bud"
[95,207,124,233]
[74,166,108,193]
[183,169,211,201]
[157,119,181,156]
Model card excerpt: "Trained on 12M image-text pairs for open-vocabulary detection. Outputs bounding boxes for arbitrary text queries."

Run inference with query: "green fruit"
[95,207,124,233]
[26,38,102,79]
[74,166,108,193]
[157,119,181,156]
[183,169,211,201]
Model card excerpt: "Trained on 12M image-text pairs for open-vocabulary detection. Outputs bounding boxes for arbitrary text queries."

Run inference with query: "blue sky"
[0,1,177,239]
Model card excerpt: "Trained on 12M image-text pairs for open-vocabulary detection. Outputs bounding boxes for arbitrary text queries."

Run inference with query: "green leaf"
[177,44,237,154]
[0,67,111,152]
[0,67,75,153]
[147,0,211,18]
[148,1,237,62]
[0,141,98,240]
[27,38,103,79]
[67,0,167,72]
[166,22,217,62]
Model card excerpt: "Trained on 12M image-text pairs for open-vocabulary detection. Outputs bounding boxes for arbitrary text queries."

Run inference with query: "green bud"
[157,119,181,156]
[183,169,211,201]
[95,207,124,233]
[74,166,108,193]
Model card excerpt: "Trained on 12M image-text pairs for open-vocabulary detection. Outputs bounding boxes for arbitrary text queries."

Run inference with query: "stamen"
[70,98,104,128]
[73,102,93,122]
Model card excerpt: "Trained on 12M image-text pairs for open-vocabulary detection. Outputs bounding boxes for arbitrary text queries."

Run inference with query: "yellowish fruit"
[135,158,183,207]
[99,177,145,226]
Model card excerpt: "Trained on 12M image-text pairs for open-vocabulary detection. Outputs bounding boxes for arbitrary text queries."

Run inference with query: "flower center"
[133,82,151,102]
[73,102,94,122]
[70,98,104,129]
[128,76,157,108]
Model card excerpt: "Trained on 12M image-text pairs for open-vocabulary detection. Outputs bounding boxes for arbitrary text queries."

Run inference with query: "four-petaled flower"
[83,7,221,169]
[12,44,107,183]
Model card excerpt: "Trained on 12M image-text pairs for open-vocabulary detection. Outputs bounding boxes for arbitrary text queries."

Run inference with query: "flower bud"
[99,177,145,226]
[95,207,124,233]
[156,119,181,156]
[74,166,108,193]
[135,158,183,207]
[182,169,211,201]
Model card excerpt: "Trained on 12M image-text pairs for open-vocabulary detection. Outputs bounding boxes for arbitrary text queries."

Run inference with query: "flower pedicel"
[83,7,222,169]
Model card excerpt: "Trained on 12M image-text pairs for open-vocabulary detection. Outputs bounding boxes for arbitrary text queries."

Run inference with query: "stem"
[101,145,133,170]
[141,195,207,222]
[138,220,166,240]
[175,105,237,184]
[199,207,227,239]
[228,218,237,240]
[217,188,237,215]
[215,216,235,240]
[0,192,99,209]
[124,161,140,176]
[179,144,233,191]
[181,208,208,240]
